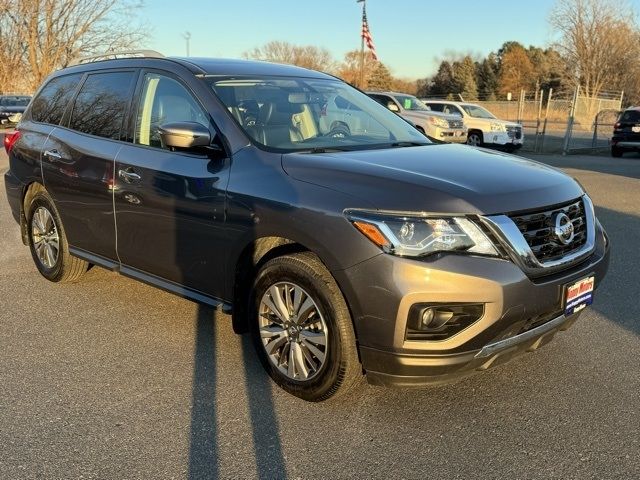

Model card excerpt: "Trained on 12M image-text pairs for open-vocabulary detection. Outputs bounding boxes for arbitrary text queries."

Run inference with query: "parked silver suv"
[368,92,467,143]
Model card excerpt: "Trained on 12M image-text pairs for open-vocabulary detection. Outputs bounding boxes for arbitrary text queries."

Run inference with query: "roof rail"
[70,50,165,66]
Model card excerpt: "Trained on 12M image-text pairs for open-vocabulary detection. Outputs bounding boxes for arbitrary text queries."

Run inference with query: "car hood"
[282,144,583,215]
[468,116,520,127]
[407,110,458,120]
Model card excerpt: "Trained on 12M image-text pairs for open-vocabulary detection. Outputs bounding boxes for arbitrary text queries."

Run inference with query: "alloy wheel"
[467,133,481,146]
[258,282,328,381]
[31,206,59,268]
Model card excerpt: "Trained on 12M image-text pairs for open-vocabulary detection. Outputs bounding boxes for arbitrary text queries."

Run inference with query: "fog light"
[407,303,484,341]
[420,307,454,329]
[421,307,435,327]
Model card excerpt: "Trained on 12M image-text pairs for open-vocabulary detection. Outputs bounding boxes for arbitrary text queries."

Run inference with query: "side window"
[31,74,82,125]
[443,104,462,116]
[69,71,136,139]
[369,94,394,109]
[134,73,209,149]
[428,103,444,112]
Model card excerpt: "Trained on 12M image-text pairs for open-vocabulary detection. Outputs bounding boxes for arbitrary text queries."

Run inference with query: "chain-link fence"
[429,87,624,155]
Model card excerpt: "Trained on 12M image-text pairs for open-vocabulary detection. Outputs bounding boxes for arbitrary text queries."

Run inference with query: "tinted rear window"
[31,74,82,124]
[70,71,136,140]
[619,110,640,123]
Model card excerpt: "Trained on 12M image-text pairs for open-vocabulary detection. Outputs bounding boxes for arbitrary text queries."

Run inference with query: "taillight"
[3,130,21,154]
[614,122,621,129]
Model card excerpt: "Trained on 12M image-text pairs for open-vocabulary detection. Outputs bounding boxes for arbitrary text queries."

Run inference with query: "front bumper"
[362,312,581,387]
[485,131,523,147]
[431,126,467,144]
[335,220,610,387]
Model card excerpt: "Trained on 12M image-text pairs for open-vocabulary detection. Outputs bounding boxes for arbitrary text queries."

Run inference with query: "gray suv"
[4,53,610,401]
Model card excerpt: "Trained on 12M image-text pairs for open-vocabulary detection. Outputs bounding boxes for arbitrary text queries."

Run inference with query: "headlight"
[490,122,506,132]
[429,116,450,129]
[346,210,499,258]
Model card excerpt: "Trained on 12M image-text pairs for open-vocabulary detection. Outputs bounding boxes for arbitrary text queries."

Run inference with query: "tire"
[611,146,623,158]
[248,252,361,401]
[26,189,88,282]
[467,131,483,147]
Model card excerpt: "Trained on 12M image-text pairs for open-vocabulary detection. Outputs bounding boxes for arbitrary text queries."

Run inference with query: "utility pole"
[183,32,191,57]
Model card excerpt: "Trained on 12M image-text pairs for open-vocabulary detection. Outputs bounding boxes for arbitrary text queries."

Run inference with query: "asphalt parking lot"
[1,146,638,479]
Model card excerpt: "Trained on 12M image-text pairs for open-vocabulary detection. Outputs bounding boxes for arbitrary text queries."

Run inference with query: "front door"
[113,71,230,301]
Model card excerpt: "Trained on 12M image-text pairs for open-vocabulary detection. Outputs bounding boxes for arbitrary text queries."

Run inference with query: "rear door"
[41,70,137,261]
[113,71,230,300]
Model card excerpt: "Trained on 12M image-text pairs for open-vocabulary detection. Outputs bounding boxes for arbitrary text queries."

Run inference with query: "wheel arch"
[468,128,484,141]
[20,181,47,245]
[231,236,310,334]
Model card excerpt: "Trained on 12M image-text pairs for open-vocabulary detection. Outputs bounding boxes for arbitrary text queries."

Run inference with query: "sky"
[142,0,561,79]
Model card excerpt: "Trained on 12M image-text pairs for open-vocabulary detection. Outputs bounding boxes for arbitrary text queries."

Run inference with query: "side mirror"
[158,121,211,150]
[387,102,400,112]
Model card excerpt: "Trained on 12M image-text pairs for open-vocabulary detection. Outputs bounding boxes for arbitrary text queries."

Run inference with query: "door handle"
[43,149,63,161]
[118,168,142,184]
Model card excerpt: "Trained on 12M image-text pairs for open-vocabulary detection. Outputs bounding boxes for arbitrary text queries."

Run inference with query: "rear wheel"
[26,190,88,282]
[467,131,483,146]
[249,252,361,401]
[611,146,624,158]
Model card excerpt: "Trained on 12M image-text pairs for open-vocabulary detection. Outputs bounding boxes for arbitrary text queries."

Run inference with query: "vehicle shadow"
[591,206,640,336]
[239,333,288,479]
[524,152,640,180]
[188,305,220,480]
[182,144,295,478]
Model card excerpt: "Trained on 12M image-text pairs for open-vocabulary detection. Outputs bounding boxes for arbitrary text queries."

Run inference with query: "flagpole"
[358,0,365,89]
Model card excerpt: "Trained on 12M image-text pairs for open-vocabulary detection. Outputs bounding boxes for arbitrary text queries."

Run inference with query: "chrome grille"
[506,125,522,139]
[508,199,587,263]
[448,119,464,129]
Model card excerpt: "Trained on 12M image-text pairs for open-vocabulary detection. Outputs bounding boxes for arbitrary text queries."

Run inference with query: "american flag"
[359,1,378,61]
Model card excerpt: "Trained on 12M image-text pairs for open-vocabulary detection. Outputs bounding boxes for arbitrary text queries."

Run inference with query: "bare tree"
[550,0,640,98]
[0,0,144,92]
[336,50,377,88]
[243,41,337,73]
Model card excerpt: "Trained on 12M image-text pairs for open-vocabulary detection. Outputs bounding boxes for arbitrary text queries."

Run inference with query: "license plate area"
[564,276,595,316]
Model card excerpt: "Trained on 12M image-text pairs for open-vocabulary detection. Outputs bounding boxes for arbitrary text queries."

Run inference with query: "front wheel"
[26,189,88,282]
[467,131,483,146]
[249,252,361,401]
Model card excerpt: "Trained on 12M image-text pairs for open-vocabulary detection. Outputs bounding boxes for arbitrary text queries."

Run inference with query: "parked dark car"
[611,107,640,157]
[0,95,31,124]
[4,53,610,401]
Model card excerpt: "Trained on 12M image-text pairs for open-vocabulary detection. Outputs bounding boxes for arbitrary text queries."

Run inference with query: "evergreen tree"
[367,62,393,91]
[427,60,456,96]
[452,56,478,100]
[476,54,499,100]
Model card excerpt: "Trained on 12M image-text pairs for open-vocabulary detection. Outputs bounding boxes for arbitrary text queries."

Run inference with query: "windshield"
[0,96,30,107]
[394,95,430,111]
[460,104,496,119]
[206,76,429,152]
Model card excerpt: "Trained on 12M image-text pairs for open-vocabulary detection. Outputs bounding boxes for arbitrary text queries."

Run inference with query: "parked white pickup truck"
[422,100,524,151]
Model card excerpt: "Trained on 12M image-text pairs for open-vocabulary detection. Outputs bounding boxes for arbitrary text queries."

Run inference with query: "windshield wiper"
[298,147,351,154]
[389,141,430,148]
